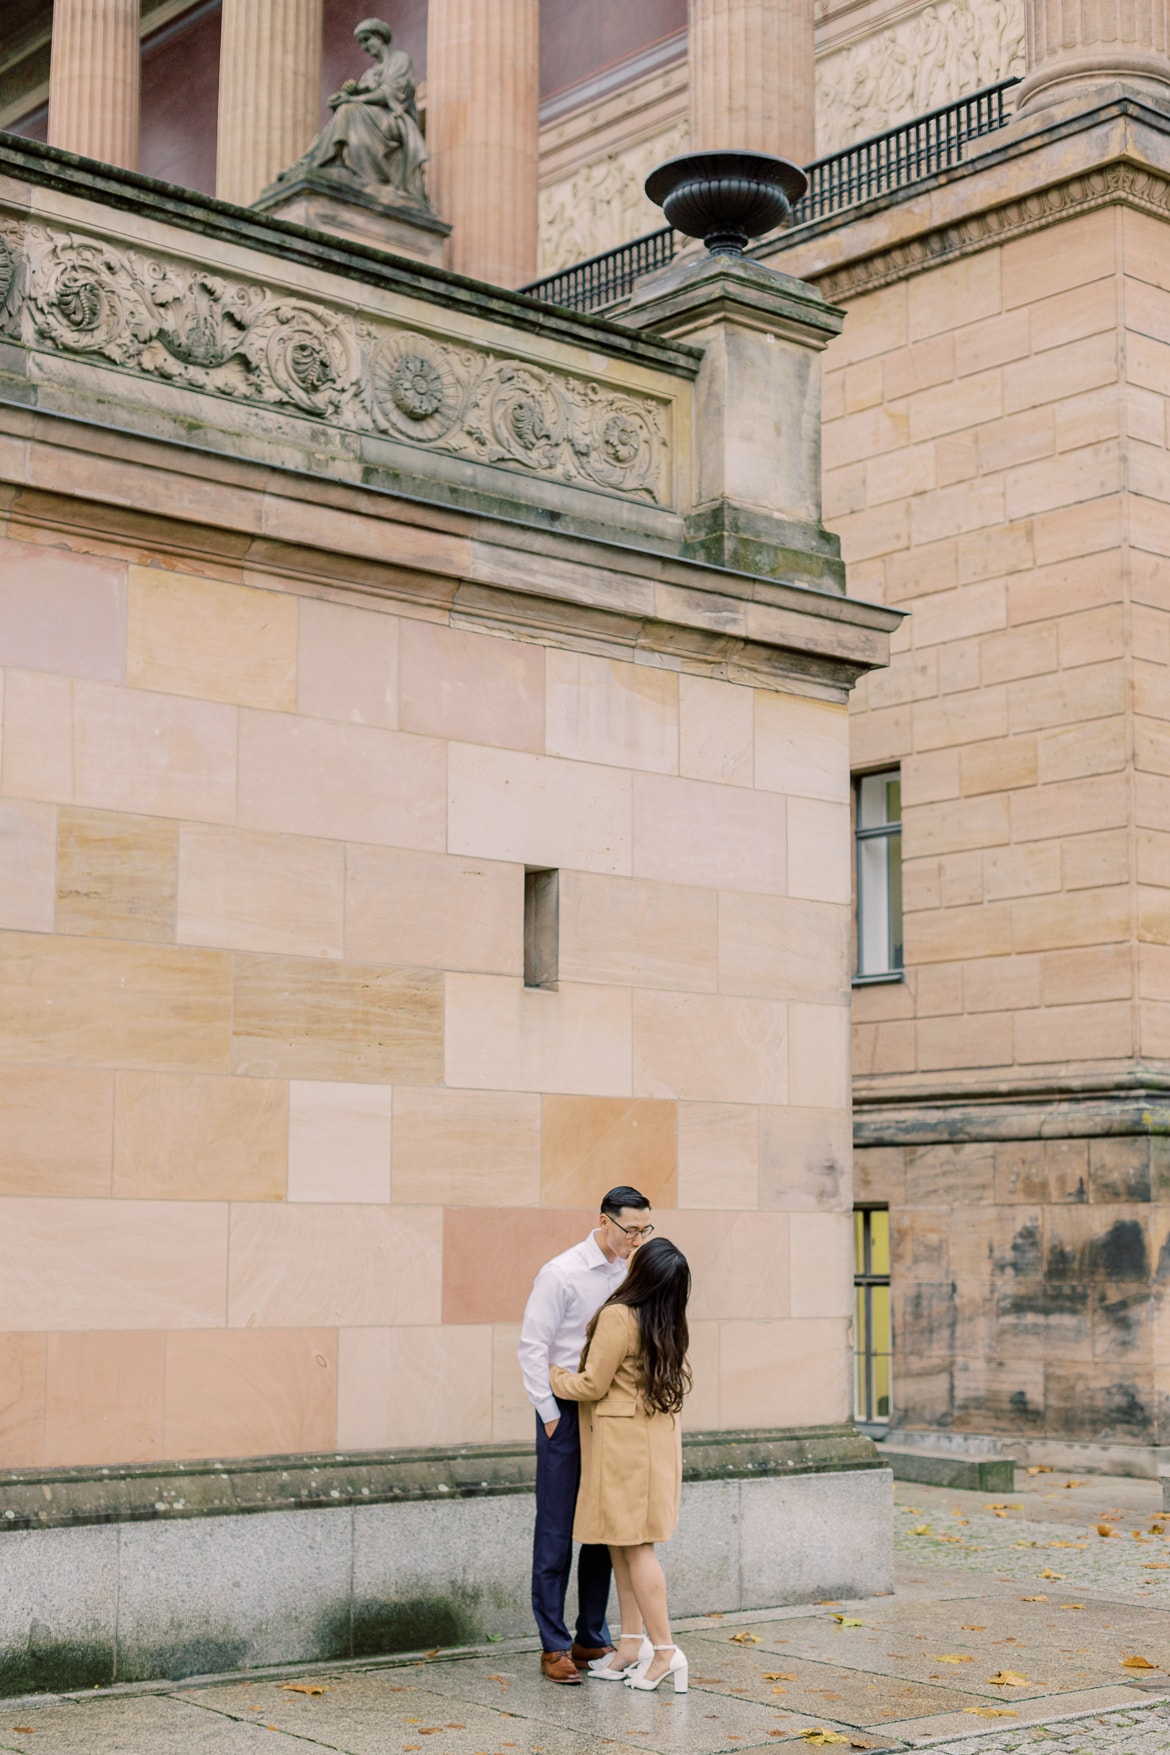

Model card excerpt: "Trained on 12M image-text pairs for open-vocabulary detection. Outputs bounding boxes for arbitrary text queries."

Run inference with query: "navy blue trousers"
[532,1398,613,1653]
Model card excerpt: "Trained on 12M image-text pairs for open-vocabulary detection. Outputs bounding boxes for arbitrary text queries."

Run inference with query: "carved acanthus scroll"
[16,225,670,505]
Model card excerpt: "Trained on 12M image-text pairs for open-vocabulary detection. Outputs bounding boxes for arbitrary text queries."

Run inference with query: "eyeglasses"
[606,1217,655,1239]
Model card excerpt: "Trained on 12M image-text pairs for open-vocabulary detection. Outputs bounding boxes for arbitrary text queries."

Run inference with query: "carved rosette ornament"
[14,224,669,506]
[369,332,462,439]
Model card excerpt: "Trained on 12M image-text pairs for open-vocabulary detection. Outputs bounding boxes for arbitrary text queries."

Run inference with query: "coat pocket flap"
[595,1398,637,1416]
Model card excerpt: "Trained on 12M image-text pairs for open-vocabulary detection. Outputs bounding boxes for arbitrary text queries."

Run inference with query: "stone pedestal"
[47,0,140,170]
[216,0,323,208]
[254,172,451,264]
[1016,0,1170,110]
[689,0,815,171]
[624,252,844,590]
[426,0,539,287]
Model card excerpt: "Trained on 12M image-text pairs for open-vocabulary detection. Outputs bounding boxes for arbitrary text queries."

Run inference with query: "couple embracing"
[518,1186,692,1693]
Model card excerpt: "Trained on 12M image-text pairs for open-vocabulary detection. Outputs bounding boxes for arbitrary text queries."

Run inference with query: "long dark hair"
[582,1237,692,1416]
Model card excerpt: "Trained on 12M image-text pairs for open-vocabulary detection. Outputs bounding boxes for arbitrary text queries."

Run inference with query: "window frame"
[854,1203,892,1430]
[852,767,904,987]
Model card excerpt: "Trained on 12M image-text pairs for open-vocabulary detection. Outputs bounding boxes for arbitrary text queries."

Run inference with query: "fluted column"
[47,0,141,170]
[1016,0,1170,109]
[216,0,323,207]
[689,0,815,168]
[426,0,539,287]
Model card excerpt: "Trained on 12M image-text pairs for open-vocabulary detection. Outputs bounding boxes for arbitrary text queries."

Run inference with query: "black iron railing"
[800,77,1020,222]
[522,78,1020,312]
[522,225,678,315]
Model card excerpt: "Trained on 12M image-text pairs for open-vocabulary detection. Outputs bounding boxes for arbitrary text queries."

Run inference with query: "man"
[518,1186,654,1684]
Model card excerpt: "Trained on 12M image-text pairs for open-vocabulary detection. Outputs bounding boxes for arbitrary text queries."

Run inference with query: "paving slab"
[0,1692,313,1754]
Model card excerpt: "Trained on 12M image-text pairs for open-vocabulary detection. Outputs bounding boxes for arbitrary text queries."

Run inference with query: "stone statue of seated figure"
[281,18,430,208]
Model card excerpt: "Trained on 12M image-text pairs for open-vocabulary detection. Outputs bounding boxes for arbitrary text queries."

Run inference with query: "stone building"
[1,0,1169,1690]
[0,0,907,1690]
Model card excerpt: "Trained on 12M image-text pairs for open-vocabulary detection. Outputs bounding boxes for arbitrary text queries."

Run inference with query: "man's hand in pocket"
[544,1418,560,1438]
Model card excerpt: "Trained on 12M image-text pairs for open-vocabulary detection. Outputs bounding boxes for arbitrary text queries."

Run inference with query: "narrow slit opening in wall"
[524,868,559,989]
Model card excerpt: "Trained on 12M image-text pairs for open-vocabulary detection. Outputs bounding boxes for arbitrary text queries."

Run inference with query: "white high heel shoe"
[589,1634,654,1679]
[624,1643,688,1693]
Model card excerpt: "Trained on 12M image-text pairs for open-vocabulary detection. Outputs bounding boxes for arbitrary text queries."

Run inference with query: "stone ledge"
[0,1426,880,1533]
[854,1076,1170,1146]
[880,1448,1016,1491]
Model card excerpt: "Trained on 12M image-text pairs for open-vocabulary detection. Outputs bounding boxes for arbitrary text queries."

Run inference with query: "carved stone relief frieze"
[814,0,1025,155]
[13,225,670,505]
[537,120,689,277]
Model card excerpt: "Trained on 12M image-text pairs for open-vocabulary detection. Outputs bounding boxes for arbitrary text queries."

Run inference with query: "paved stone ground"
[3,1473,1170,1754]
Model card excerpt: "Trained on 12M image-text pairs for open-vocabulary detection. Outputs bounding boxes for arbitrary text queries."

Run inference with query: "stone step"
[880,1448,1016,1491]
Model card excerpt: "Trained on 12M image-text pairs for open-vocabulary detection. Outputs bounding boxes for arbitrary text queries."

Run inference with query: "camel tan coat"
[549,1303,682,1546]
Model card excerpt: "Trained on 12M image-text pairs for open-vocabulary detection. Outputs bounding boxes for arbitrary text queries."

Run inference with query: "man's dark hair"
[600,1186,650,1216]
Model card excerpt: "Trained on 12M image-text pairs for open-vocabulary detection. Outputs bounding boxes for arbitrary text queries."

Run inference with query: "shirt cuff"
[536,1395,560,1424]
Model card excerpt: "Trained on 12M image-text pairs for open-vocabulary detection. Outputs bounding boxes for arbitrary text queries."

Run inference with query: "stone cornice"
[764,90,1170,301]
[0,397,900,698]
[815,158,1170,303]
[854,1069,1170,1144]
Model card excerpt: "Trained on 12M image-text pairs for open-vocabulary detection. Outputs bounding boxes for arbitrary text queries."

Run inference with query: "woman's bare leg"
[625,1543,673,1680]
[591,1545,644,1673]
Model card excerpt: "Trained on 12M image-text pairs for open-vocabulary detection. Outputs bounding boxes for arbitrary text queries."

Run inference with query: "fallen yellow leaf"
[283,1684,328,1696]
[1060,1604,1086,1611]
[961,1624,986,1631]
[1049,1540,1087,1549]
[762,1673,797,1681]
[963,1708,1018,1719]
[987,1670,1030,1687]
[1038,1569,1065,1580]
[730,1631,761,1644]
[831,1615,863,1627]
[1098,1524,1120,1537]
[1020,1596,1047,1603]
[772,1686,787,1695]
[1063,1480,1084,1488]
[1026,1466,1052,1475]
[1152,1522,1166,1534]
[1122,1655,1160,1670]
[912,1524,932,1536]
[932,1654,975,1663]
[1143,1562,1170,1570]
[798,1733,851,1747]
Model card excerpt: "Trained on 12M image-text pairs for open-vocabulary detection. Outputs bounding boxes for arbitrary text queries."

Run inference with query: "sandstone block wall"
[0,531,856,1469]
[821,200,1170,1444]
[826,206,1170,1091]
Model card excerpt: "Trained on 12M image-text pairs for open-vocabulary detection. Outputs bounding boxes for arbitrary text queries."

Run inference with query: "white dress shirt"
[518,1231,628,1425]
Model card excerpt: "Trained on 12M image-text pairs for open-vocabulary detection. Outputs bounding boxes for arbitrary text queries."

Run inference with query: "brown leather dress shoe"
[570,1641,615,1668]
[541,1651,582,1684]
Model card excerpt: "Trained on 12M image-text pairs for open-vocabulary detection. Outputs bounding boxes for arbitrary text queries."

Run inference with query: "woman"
[290,20,429,206]
[549,1237,691,1693]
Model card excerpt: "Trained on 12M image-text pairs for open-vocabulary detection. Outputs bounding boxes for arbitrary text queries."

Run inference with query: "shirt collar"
[582,1229,615,1270]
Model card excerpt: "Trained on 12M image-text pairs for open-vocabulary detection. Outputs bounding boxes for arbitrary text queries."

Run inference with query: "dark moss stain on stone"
[353,1595,478,1658]
[1096,1286,1150,1344]
[0,1634,113,1697]
[1000,1220,1042,1279]
[1090,1220,1148,1281]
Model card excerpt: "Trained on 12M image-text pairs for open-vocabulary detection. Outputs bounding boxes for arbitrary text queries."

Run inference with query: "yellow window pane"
[870,1208,890,1275]
[855,1285,868,1351]
[855,1352,868,1421]
[874,1353,891,1420]
[854,1208,865,1271]
[872,1284,891,1354]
